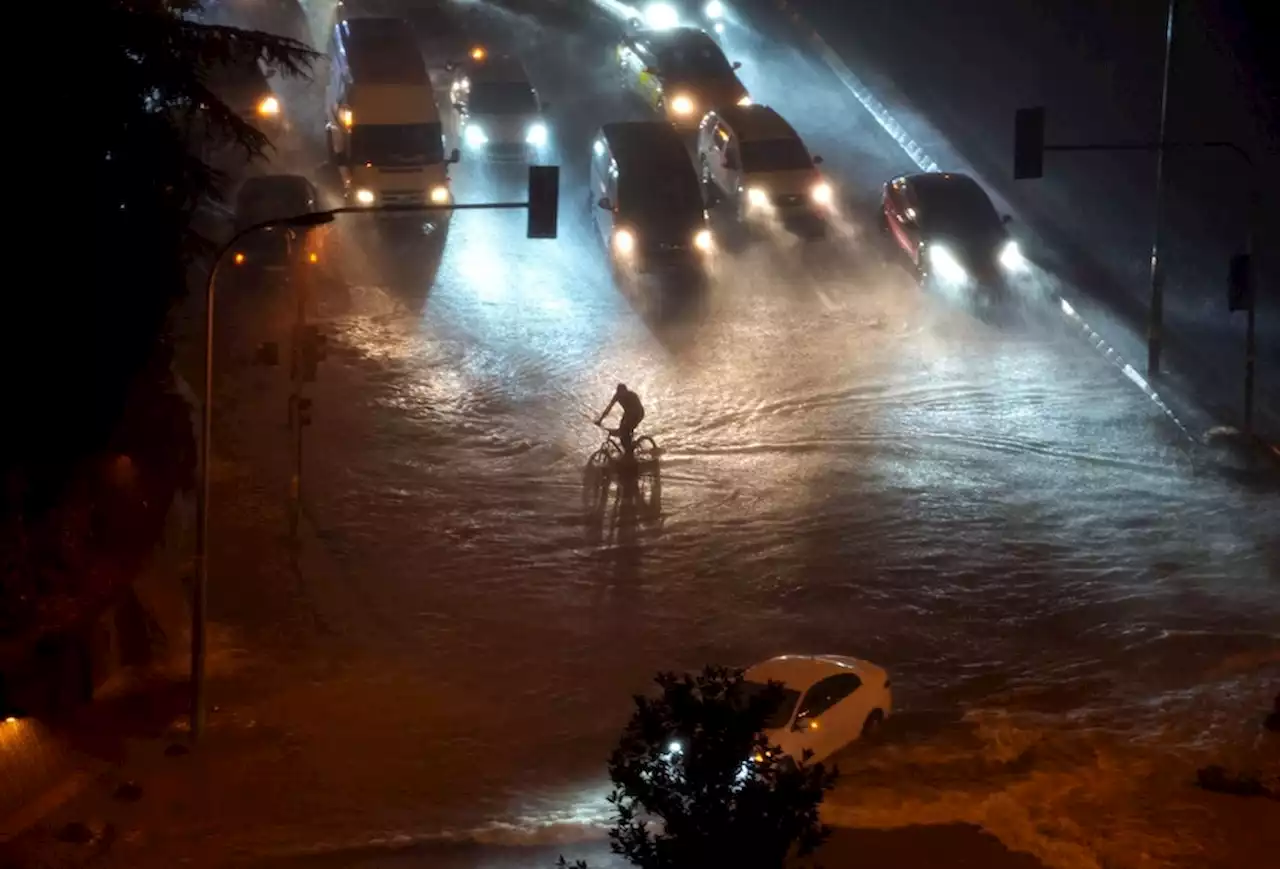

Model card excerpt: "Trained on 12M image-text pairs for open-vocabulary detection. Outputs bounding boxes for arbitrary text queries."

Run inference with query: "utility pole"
[1146,0,1177,378]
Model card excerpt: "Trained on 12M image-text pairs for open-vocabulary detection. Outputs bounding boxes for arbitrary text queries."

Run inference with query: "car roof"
[636,25,718,51]
[896,171,987,201]
[467,54,531,83]
[745,655,885,692]
[711,105,796,141]
[600,121,692,171]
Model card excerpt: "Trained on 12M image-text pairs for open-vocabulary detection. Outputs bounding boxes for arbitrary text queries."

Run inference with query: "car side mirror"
[812,155,824,165]
[732,61,742,70]
[448,148,461,164]
[1002,214,1012,225]
[597,196,612,211]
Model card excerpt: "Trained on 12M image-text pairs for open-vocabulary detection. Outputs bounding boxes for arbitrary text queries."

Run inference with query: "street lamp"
[191,210,334,741]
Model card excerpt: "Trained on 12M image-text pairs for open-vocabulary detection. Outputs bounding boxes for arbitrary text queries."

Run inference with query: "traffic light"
[527,165,559,239]
[1014,107,1045,180]
[1228,253,1252,312]
[298,324,327,382]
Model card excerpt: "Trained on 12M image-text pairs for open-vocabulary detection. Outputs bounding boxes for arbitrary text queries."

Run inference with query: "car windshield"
[654,38,733,80]
[349,123,445,166]
[470,82,537,115]
[235,178,311,225]
[918,183,1003,237]
[739,681,802,730]
[741,137,811,172]
[619,173,704,229]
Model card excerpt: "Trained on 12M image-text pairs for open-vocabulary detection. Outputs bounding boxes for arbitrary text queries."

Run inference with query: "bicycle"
[589,424,661,471]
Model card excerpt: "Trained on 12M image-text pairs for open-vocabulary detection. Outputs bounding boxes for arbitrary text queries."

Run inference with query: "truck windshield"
[349,123,445,166]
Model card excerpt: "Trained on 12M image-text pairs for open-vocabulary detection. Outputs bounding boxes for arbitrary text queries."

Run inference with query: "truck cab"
[324,16,460,212]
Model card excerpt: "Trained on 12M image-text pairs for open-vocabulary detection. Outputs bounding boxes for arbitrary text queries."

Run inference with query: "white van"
[324,16,460,211]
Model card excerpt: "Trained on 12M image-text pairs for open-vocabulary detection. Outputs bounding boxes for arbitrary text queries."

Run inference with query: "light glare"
[644,3,679,29]
[928,244,967,283]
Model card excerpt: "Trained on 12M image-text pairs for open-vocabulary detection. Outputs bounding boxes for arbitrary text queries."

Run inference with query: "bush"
[560,666,837,869]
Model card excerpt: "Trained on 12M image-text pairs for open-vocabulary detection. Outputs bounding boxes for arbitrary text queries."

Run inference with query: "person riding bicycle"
[596,383,645,458]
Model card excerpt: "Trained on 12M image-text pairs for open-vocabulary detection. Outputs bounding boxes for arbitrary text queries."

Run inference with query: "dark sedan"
[881,172,1030,294]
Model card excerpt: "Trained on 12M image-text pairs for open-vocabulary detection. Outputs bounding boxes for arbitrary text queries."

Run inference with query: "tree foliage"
[13,0,315,471]
[561,666,837,869]
[3,2,314,635]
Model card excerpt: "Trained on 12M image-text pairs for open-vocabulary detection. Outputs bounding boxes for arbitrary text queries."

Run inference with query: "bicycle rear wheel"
[633,436,660,461]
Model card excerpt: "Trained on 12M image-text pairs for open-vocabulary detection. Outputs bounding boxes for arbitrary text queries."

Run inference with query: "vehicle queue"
[210,0,1031,302]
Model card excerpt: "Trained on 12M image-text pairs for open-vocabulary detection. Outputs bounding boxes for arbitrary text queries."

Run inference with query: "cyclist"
[596,383,645,458]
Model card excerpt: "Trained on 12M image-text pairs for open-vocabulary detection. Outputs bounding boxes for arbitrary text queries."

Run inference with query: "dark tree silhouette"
[559,666,837,869]
[2,1,315,635]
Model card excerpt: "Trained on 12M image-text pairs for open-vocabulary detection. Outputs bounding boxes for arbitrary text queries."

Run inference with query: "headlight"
[927,244,968,283]
[694,228,713,252]
[644,3,679,29]
[810,181,833,206]
[737,95,752,107]
[430,185,450,204]
[355,188,375,205]
[525,122,548,147]
[706,1,725,18]
[670,95,694,115]
[999,239,1028,272]
[464,124,487,148]
[614,228,635,255]
[257,96,280,117]
[745,187,769,209]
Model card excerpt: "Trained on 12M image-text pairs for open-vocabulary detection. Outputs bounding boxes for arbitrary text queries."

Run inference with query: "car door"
[721,135,743,200]
[633,41,663,108]
[791,674,863,762]
[885,181,921,263]
[814,673,870,749]
[617,36,643,94]
[702,118,729,189]
[720,127,744,198]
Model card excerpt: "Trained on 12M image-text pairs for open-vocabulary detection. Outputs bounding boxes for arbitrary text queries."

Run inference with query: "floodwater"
[190,3,1280,868]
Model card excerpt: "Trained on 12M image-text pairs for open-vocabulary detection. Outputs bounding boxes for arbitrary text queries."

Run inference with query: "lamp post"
[191,210,334,742]
[188,165,558,741]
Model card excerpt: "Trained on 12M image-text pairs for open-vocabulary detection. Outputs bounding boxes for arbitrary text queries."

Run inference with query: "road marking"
[814,287,838,311]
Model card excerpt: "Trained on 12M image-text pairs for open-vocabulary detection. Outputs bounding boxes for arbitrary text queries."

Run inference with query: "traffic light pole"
[1017,129,1259,436]
[1147,0,1177,378]
[289,232,306,543]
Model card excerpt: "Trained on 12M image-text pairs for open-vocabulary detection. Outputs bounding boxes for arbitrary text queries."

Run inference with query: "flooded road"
[168,3,1280,868]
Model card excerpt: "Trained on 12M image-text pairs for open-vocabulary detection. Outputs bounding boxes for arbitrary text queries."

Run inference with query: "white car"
[744,654,892,765]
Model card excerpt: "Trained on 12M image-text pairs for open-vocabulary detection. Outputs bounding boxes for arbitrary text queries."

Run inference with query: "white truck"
[324,16,460,213]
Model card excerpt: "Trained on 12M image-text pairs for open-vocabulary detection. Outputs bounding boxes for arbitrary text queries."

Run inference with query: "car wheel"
[861,709,885,739]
